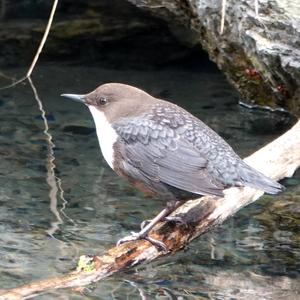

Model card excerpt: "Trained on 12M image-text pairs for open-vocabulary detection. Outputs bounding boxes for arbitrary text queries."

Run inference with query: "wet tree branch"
[0,120,299,300]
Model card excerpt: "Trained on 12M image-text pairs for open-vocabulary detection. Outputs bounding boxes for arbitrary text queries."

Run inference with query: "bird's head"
[61,83,155,123]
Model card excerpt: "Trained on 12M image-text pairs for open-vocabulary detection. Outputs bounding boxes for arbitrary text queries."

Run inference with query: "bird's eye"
[97,96,107,105]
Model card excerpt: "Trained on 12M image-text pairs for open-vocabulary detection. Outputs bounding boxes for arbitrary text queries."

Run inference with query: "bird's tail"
[238,162,284,194]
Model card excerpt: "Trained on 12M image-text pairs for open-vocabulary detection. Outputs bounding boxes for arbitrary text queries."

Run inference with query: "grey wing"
[114,118,225,197]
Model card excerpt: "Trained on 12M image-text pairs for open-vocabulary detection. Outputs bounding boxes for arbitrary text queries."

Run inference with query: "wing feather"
[114,117,225,197]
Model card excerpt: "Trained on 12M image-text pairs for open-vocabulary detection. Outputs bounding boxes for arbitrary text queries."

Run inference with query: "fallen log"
[0,120,299,300]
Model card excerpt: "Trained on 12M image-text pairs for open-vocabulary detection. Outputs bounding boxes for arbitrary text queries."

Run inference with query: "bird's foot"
[140,219,152,230]
[117,231,167,251]
[144,236,168,251]
[116,231,140,245]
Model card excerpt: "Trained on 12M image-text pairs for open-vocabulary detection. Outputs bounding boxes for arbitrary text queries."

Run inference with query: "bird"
[61,83,283,249]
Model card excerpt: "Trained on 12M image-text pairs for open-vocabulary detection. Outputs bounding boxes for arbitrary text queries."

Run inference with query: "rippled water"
[0,65,299,299]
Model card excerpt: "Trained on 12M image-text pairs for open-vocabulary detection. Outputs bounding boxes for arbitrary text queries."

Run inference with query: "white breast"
[88,106,118,169]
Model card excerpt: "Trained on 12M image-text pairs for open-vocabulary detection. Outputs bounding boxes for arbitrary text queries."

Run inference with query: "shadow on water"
[0,64,298,299]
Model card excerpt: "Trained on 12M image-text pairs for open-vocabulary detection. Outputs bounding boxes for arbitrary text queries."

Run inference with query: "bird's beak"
[61,93,86,104]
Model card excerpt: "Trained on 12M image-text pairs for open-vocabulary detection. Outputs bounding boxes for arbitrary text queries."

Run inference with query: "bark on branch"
[0,120,299,300]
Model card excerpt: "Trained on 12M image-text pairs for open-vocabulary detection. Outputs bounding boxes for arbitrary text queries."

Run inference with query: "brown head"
[61,83,157,123]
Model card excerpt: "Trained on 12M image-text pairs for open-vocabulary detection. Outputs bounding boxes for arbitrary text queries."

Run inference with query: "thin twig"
[220,0,226,34]
[26,0,58,78]
[0,0,58,90]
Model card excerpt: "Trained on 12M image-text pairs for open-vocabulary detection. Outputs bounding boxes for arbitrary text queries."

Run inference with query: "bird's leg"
[117,201,182,250]
[141,216,185,229]
[141,201,187,229]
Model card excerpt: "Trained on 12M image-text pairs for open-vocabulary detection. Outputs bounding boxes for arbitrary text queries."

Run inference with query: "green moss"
[77,255,96,272]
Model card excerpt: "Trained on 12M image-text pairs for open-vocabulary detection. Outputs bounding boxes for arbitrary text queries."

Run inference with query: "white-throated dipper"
[61,83,283,248]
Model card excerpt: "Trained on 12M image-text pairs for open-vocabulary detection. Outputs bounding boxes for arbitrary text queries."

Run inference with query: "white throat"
[88,106,118,169]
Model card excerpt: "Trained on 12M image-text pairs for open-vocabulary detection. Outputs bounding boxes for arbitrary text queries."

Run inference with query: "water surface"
[0,65,299,299]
